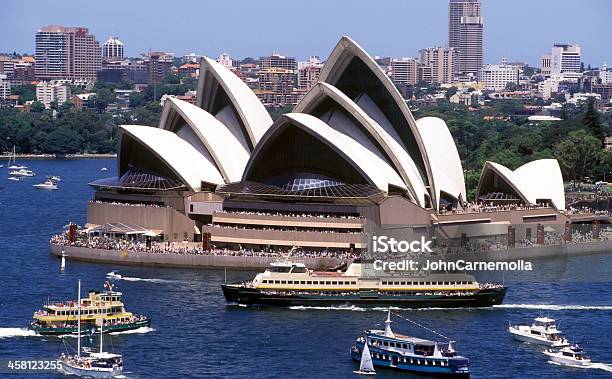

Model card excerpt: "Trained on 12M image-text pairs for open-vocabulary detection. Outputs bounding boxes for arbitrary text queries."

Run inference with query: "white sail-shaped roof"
[119,125,224,191]
[476,159,565,210]
[196,57,272,148]
[158,97,250,183]
[317,36,435,203]
[244,113,407,192]
[416,117,466,210]
[294,82,427,206]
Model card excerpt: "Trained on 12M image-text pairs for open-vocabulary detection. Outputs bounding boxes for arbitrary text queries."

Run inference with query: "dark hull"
[32,319,151,336]
[222,285,507,308]
[350,349,470,378]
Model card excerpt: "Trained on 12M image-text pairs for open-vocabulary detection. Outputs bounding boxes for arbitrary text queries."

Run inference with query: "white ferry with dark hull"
[351,311,470,377]
[222,261,507,308]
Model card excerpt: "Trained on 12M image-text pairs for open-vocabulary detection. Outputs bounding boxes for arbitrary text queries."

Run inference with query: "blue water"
[1,159,612,378]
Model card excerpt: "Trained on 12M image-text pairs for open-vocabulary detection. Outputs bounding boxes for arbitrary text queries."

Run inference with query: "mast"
[77,279,81,357]
[99,317,103,353]
[384,310,395,337]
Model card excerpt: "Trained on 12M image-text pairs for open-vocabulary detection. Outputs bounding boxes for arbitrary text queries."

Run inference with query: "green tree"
[92,88,116,113]
[554,130,601,180]
[44,127,83,154]
[582,96,604,142]
[128,92,146,108]
[31,101,45,112]
[445,86,458,100]
[11,85,36,104]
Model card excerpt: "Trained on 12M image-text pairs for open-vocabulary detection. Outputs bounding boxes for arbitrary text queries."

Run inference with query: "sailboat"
[353,340,376,375]
[7,146,27,170]
[59,280,124,378]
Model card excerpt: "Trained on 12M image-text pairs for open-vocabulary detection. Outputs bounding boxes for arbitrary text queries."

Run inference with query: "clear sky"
[3,0,611,67]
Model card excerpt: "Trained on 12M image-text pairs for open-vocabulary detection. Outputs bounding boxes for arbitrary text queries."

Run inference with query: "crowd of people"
[209,223,362,234]
[90,200,166,208]
[439,202,552,215]
[50,234,360,260]
[215,209,363,220]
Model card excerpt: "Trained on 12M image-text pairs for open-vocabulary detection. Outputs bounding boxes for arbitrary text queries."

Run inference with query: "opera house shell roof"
[92,36,565,214]
[476,159,565,210]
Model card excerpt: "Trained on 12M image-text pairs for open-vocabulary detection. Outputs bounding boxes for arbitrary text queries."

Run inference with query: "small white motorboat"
[8,176,20,181]
[509,317,569,347]
[544,344,591,367]
[33,180,58,190]
[48,175,61,182]
[10,168,35,177]
[106,271,123,280]
[100,167,108,172]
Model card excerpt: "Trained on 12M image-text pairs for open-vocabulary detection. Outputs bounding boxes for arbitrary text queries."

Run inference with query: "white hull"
[509,327,568,347]
[61,362,122,378]
[33,184,58,190]
[544,353,591,367]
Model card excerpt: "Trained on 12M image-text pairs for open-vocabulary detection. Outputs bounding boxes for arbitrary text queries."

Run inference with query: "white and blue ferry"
[351,311,470,377]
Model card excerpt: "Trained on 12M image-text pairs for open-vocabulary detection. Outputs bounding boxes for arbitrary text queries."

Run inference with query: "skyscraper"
[35,25,101,81]
[103,36,124,60]
[448,0,483,78]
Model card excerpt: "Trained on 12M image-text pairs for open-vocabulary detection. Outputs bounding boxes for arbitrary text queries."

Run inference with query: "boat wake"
[548,361,612,372]
[109,326,155,336]
[106,272,177,283]
[289,305,367,312]
[494,304,612,311]
[287,303,612,312]
[0,327,39,339]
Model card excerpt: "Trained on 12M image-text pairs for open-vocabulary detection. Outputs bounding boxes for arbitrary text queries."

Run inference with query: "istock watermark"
[372,259,533,272]
[372,235,433,253]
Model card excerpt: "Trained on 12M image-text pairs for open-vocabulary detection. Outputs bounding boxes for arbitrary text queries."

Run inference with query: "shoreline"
[50,240,612,271]
[2,153,116,160]
[50,244,345,271]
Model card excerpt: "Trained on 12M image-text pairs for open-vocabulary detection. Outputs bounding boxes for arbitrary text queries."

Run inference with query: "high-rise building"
[217,53,233,69]
[35,25,101,81]
[391,58,418,85]
[479,58,520,91]
[0,56,36,86]
[36,81,70,108]
[298,56,323,90]
[0,74,10,101]
[143,51,174,83]
[418,47,457,84]
[448,0,483,78]
[600,62,612,84]
[540,44,581,78]
[103,36,124,60]
[260,53,297,71]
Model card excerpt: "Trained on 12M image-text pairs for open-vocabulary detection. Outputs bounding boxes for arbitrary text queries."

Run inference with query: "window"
[307,281,312,285]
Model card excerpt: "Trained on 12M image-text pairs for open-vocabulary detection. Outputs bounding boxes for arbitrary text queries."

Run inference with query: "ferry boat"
[351,311,470,377]
[544,344,591,367]
[509,317,569,347]
[222,259,507,308]
[31,282,150,336]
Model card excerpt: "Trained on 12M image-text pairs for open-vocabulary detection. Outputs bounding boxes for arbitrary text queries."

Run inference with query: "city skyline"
[3,0,611,67]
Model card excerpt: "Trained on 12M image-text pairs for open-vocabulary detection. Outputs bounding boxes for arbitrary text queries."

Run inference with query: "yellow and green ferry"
[31,282,150,336]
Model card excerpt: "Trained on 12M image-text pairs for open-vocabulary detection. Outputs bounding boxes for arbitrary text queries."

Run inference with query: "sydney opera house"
[88,37,568,251]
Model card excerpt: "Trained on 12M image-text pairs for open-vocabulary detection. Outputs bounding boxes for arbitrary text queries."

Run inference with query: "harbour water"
[1,159,612,378]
